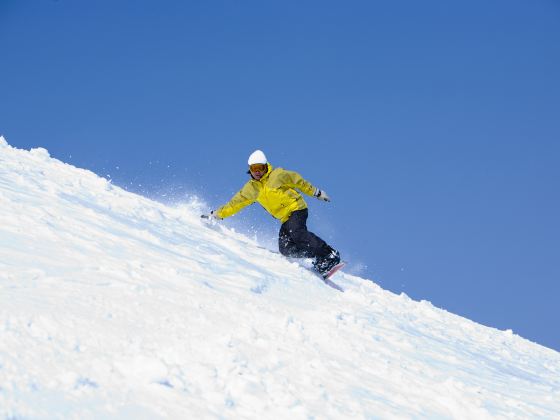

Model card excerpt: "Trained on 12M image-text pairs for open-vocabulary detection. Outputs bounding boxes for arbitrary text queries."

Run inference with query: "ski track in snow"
[1,137,559,419]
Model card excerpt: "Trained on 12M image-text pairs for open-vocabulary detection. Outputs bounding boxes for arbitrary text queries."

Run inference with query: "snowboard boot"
[314,249,341,278]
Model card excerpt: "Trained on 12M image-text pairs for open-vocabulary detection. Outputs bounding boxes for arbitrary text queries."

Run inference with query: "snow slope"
[1,137,559,419]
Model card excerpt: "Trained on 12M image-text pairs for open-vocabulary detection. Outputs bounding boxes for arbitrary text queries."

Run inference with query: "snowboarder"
[204,150,342,278]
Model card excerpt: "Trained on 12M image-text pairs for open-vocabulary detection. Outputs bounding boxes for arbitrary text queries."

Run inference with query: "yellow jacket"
[216,165,318,223]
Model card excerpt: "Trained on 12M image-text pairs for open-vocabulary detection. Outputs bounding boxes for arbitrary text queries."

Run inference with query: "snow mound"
[1,138,559,419]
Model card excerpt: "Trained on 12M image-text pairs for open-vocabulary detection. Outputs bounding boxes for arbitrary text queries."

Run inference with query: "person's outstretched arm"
[214,183,259,219]
[279,169,331,201]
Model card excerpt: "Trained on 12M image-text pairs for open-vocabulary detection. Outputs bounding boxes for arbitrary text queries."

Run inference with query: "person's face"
[249,163,267,180]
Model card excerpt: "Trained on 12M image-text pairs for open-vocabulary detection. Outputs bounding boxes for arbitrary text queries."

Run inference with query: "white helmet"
[247,150,267,165]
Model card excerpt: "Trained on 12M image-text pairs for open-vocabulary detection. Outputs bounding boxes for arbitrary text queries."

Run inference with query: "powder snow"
[0,137,559,419]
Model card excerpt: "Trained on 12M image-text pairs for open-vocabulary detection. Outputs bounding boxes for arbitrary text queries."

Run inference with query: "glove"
[315,189,331,202]
[201,210,222,220]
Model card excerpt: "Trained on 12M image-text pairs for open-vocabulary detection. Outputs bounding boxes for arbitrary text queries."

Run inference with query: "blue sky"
[1,0,559,350]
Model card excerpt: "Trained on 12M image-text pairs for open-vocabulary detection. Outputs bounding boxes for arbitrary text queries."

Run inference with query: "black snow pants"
[278,209,332,260]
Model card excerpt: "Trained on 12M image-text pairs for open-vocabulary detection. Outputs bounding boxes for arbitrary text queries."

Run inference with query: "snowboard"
[317,262,346,292]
